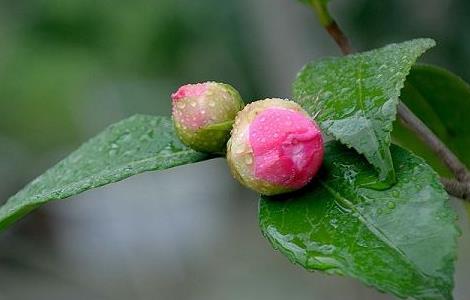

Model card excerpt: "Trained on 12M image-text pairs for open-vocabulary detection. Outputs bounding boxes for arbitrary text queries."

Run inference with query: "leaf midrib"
[354,57,382,163]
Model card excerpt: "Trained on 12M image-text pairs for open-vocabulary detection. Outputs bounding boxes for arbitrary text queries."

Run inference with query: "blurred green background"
[0,0,469,299]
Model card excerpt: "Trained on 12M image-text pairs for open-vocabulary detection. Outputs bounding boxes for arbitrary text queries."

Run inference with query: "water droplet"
[177,102,186,109]
[391,190,399,197]
[208,101,215,107]
[190,101,197,107]
[82,181,92,189]
[387,201,396,209]
[244,156,253,165]
[330,219,338,228]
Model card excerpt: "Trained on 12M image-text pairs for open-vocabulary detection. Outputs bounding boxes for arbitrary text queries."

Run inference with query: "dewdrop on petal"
[171,82,244,153]
[227,98,324,195]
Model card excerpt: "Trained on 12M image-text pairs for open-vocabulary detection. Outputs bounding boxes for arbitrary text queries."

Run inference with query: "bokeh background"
[1,0,469,299]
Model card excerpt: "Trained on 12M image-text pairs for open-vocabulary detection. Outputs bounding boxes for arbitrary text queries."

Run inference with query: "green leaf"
[259,141,459,300]
[0,115,210,231]
[293,39,435,186]
[393,64,470,177]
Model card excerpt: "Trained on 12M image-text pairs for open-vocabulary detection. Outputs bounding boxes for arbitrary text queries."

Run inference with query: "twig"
[325,22,352,55]
[441,178,470,200]
[308,0,353,56]
[397,103,470,182]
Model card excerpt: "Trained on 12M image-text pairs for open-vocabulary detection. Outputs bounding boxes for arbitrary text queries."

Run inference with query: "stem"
[309,0,333,27]
[441,178,470,200]
[307,1,470,198]
[309,1,352,55]
[397,103,470,182]
[326,22,352,55]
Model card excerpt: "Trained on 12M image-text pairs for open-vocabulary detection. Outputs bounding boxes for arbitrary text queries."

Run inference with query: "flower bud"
[171,82,244,153]
[227,98,324,195]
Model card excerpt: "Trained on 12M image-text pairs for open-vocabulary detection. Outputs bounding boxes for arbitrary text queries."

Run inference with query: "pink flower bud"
[227,98,324,195]
[171,82,244,153]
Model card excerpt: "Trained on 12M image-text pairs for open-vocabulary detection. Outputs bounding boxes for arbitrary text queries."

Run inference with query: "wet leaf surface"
[293,39,435,186]
[0,115,210,231]
[259,141,459,299]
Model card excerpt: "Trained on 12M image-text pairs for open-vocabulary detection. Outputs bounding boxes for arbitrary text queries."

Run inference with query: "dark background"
[0,0,469,299]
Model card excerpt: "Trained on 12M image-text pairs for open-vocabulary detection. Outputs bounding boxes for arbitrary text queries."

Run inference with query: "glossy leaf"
[0,115,210,231]
[293,39,435,186]
[259,141,458,300]
[393,64,470,177]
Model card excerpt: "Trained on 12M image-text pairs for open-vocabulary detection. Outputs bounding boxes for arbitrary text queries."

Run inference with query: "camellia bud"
[227,98,324,195]
[171,82,244,153]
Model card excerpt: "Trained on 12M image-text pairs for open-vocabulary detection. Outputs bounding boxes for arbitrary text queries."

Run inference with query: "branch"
[308,1,352,55]
[441,178,470,200]
[325,22,352,55]
[397,103,470,182]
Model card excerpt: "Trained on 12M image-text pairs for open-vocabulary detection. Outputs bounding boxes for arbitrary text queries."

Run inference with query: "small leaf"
[0,115,210,231]
[259,141,459,300]
[393,64,470,177]
[293,39,435,186]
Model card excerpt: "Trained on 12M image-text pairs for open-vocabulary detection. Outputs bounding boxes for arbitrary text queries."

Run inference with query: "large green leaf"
[393,64,470,177]
[259,141,458,299]
[0,115,210,231]
[293,39,435,186]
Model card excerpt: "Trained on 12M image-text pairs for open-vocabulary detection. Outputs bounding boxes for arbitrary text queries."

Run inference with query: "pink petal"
[171,83,209,102]
[249,108,323,189]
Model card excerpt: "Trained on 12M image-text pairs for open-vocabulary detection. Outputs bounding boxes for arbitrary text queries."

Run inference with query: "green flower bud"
[171,82,244,153]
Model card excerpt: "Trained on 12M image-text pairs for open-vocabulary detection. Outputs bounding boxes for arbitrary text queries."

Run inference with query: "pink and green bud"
[171,82,244,153]
[227,98,324,195]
